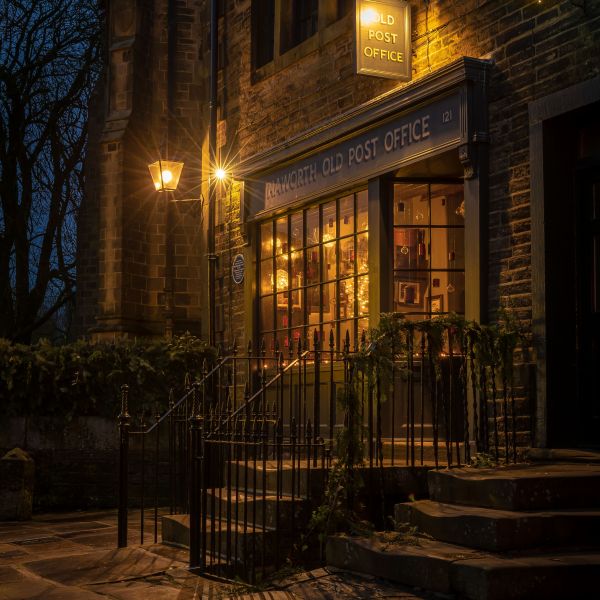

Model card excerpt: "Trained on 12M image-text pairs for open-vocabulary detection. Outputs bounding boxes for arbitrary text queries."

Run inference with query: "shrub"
[0,333,214,419]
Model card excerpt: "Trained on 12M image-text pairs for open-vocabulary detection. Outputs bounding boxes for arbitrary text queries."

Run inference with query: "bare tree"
[0,0,102,343]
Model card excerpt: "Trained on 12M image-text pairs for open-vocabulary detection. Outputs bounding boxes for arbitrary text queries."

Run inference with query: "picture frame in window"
[291,287,302,310]
[430,294,444,314]
[396,281,421,306]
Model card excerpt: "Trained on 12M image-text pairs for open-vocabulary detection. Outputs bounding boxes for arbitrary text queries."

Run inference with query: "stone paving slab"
[23,546,186,585]
[277,567,437,599]
[0,580,106,600]
[0,510,438,599]
[49,521,113,534]
[60,529,121,546]
[0,565,105,600]
[9,545,91,564]
[89,579,186,600]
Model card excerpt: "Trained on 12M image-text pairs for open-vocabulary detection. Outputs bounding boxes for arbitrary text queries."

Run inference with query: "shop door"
[576,164,600,446]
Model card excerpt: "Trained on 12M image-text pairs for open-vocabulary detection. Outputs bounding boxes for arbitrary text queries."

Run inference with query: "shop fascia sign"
[248,91,462,214]
[355,0,412,80]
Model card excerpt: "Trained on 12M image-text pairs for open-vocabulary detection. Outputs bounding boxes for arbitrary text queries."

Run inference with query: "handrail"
[141,356,230,434]
[207,350,312,437]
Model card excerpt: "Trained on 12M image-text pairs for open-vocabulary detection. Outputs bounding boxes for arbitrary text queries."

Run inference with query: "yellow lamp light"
[148,159,184,192]
[361,7,379,26]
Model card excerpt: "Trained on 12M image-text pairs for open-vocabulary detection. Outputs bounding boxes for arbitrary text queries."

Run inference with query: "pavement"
[0,509,439,599]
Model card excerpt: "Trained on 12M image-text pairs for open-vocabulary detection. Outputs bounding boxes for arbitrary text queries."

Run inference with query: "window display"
[393,182,465,318]
[258,189,368,351]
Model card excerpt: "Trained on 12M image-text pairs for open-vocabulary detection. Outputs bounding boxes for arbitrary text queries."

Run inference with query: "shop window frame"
[391,179,466,320]
[257,187,369,353]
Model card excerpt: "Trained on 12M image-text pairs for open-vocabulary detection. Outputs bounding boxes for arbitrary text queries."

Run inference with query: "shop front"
[240,57,489,350]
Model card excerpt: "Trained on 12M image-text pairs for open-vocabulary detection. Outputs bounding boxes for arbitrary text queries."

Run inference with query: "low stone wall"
[0,417,120,511]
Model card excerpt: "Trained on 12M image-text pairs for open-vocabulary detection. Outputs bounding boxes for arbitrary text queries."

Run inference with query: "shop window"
[393,183,465,319]
[258,189,368,353]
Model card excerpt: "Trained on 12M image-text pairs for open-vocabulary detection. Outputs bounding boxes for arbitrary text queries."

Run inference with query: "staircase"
[162,458,319,580]
[117,322,526,583]
[160,453,435,580]
[327,461,600,600]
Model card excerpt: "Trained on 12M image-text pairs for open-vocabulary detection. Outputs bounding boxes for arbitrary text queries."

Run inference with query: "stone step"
[394,499,600,551]
[226,459,327,499]
[428,464,600,510]
[326,533,600,600]
[226,460,431,500]
[204,489,309,530]
[525,448,600,464]
[161,513,276,562]
[381,439,466,465]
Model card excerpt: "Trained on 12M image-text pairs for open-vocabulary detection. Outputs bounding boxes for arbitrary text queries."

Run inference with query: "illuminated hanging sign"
[355,0,411,80]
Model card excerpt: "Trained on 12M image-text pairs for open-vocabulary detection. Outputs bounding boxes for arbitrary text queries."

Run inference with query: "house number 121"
[442,109,453,123]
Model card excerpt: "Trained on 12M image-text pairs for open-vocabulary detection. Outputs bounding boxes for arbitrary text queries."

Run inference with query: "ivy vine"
[304,310,524,546]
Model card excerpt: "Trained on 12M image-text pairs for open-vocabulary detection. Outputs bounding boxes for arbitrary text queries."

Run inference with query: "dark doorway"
[544,102,600,448]
[575,163,600,445]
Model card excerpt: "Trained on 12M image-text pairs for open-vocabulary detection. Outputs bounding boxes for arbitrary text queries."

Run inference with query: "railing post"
[329,329,335,454]
[154,406,160,543]
[118,384,130,548]
[168,389,175,514]
[189,382,202,569]
[344,336,356,512]
[313,330,320,466]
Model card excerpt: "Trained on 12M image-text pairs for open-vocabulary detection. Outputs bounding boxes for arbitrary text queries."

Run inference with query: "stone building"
[76,0,600,450]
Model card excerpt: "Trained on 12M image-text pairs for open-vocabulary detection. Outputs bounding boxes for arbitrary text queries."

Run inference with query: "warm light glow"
[276,269,288,291]
[148,160,184,192]
[361,7,379,26]
[215,168,226,180]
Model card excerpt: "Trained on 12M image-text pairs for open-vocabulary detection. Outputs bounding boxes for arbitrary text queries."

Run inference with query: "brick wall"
[209,0,600,446]
[81,1,600,337]
[78,0,600,445]
[214,0,599,339]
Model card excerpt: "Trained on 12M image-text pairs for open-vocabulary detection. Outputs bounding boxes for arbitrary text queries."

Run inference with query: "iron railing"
[117,322,522,579]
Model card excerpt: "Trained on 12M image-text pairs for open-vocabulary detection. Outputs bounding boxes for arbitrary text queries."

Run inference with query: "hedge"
[0,333,215,420]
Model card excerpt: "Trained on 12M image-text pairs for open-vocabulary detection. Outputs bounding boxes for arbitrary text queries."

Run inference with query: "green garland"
[305,311,524,544]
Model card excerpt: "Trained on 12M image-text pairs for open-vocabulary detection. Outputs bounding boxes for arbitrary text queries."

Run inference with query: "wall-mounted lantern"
[148,159,184,192]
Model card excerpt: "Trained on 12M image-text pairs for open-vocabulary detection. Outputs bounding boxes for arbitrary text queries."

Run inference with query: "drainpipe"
[164,0,177,339]
[207,0,218,347]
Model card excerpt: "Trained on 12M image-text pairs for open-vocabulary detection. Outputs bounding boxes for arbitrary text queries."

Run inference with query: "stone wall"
[0,417,120,510]
[76,0,208,340]
[0,416,175,511]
